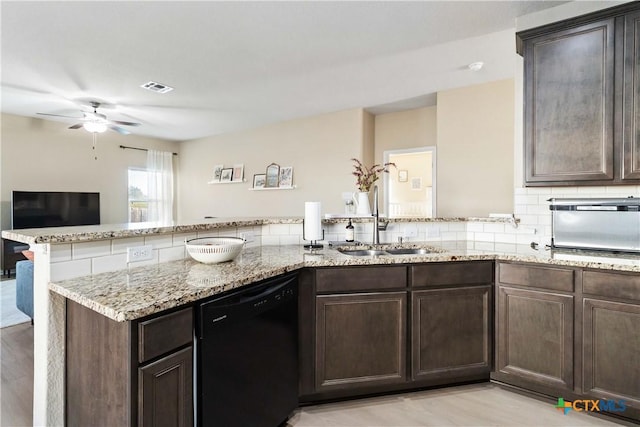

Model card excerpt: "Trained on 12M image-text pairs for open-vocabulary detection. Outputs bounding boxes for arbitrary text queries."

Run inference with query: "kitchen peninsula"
[4,216,640,425]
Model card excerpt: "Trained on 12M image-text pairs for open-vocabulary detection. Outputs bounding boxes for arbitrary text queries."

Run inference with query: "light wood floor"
[288,383,630,426]
[1,323,33,427]
[0,322,631,427]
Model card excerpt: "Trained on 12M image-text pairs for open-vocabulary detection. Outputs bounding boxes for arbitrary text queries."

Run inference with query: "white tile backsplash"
[262,235,280,246]
[50,244,72,263]
[53,198,622,280]
[50,259,92,281]
[474,232,495,242]
[280,235,301,245]
[289,223,303,236]
[72,241,111,260]
[173,233,197,246]
[467,223,484,232]
[159,246,186,263]
[111,237,145,254]
[495,243,517,253]
[495,233,517,244]
[441,232,458,240]
[484,223,505,233]
[267,224,290,235]
[127,250,159,268]
[196,231,219,238]
[474,242,495,251]
[92,254,128,275]
[448,223,466,232]
[144,235,174,249]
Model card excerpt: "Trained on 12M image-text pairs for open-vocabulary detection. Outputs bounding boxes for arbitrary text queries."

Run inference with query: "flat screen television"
[11,191,100,229]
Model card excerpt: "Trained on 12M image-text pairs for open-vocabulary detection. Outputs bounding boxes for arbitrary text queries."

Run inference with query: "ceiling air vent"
[140,81,174,94]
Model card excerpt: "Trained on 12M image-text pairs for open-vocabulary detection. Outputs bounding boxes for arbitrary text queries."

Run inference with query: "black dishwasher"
[196,272,298,427]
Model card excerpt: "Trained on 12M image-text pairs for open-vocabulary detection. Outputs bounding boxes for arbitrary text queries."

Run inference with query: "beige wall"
[362,111,375,168]
[177,108,366,220]
[374,106,437,211]
[374,106,437,162]
[437,79,514,217]
[0,113,180,232]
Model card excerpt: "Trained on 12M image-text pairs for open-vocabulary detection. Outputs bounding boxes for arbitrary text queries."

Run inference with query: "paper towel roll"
[304,202,322,241]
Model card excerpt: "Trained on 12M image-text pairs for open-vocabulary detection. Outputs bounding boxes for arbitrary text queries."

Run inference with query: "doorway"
[383,147,436,218]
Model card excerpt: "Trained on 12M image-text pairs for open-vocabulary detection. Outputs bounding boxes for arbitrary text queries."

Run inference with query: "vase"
[353,191,371,216]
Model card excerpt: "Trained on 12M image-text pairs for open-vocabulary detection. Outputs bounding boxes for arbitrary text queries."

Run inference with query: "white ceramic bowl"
[185,237,245,264]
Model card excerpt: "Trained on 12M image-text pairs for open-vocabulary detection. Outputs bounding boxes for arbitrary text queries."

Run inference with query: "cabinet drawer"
[138,307,193,364]
[583,270,640,302]
[498,263,574,292]
[316,266,406,293]
[411,261,493,288]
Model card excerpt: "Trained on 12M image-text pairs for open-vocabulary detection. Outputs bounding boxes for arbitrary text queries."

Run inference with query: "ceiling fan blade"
[38,112,84,119]
[110,120,141,127]
[109,125,130,135]
[69,123,84,129]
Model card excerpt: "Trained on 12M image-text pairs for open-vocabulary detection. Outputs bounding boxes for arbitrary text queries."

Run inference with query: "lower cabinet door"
[412,285,491,382]
[497,286,574,391]
[138,347,193,427]
[315,292,407,391]
[583,298,640,410]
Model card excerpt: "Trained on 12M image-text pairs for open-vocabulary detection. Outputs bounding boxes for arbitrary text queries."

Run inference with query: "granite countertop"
[49,241,640,322]
[1,217,301,244]
[2,216,515,244]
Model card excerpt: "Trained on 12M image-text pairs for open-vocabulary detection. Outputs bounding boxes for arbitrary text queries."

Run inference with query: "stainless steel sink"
[338,247,435,256]
[383,248,432,255]
[338,249,389,256]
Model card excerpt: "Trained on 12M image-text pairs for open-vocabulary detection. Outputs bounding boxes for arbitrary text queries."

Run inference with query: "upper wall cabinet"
[622,9,640,180]
[518,3,640,186]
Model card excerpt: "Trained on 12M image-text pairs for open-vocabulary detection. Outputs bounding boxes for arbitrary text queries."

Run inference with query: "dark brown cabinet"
[300,261,494,402]
[139,347,193,427]
[315,292,407,391]
[582,270,640,418]
[493,262,640,423]
[306,266,408,395]
[494,262,575,392]
[522,18,615,184]
[518,3,640,186]
[411,285,491,382]
[410,261,493,384]
[622,9,640,179]
[66,301,194,426]
[496,285,574,390]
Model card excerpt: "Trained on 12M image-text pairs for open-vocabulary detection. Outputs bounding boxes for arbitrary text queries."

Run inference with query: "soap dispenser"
[345,219,354,242]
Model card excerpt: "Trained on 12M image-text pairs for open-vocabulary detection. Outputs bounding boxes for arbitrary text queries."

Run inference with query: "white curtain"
[146,150,174,224]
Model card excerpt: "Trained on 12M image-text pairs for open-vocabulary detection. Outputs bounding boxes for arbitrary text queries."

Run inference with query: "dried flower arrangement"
[351,158,396,192]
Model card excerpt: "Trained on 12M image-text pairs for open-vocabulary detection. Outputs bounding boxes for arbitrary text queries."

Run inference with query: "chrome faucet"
[373,185,380,245]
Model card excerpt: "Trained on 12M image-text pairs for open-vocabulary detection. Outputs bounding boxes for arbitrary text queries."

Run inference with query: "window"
[128,168,149,222]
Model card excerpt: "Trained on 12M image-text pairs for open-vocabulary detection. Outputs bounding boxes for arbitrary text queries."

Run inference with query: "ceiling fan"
[37,101,141,135]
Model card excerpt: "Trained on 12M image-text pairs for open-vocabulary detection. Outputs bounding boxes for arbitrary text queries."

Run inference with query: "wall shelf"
[208,180,247,185]
[248,185,296,191]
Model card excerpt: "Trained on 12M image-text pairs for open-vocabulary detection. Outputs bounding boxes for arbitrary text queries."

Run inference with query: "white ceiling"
[1,1,568,142]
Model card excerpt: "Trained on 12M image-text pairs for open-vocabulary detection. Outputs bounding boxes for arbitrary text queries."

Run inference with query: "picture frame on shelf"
[398,170,408,182]
[279,166,293,188]
[253,174,266,189]
[232,164,244,182]
[265,163,280,188]
[220,168,233,182]
[212,164,224,182]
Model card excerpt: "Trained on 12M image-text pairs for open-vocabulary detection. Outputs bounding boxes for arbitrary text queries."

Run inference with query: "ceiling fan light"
[83,122,107,133]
